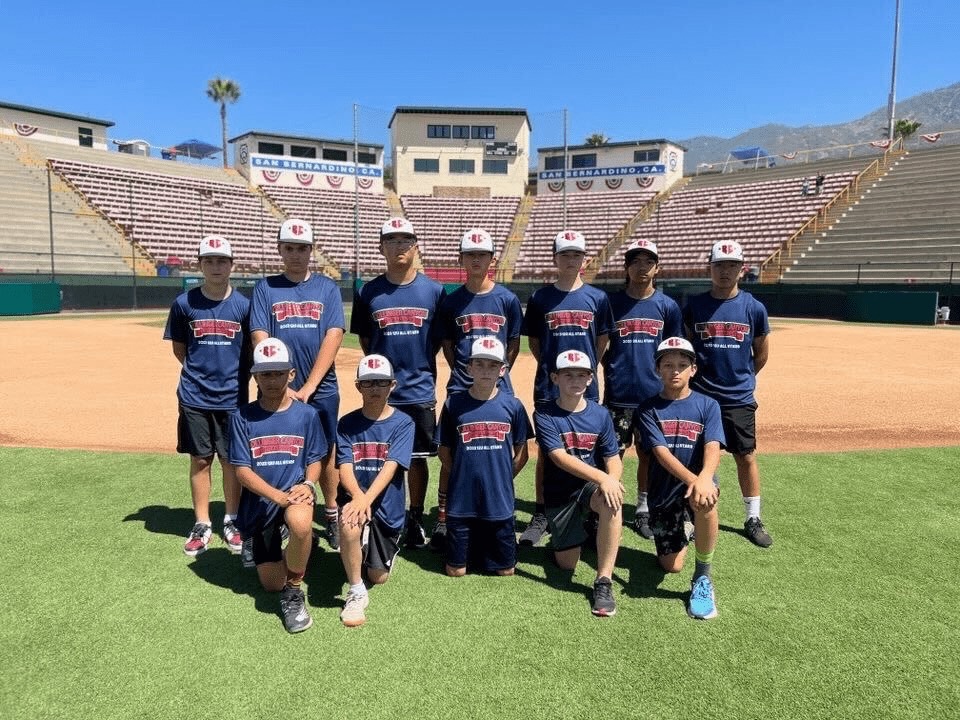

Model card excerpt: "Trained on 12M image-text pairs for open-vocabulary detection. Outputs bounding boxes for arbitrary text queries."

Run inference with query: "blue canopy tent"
[724,146,776,172]
[162,139,221,161]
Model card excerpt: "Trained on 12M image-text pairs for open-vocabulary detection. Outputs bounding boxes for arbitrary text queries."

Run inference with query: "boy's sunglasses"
[358,379,392,388]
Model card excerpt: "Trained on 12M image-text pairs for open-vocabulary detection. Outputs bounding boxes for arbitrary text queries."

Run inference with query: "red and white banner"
[921,133,942,144]
[780,151,798,160]
[14,123,38,137]
[296,173,313,186]
[547,181,563,193]
[870,139,892,149]
[575,180,593,191]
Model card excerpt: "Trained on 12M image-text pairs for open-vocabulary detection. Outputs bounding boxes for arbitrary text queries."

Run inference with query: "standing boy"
[634,337,725,619]
[229,338,328,633]
[534,350,624,617]
[164,235,249,556]
[350,218,446,549]
[520,230,614,546]
[601,239,682,540]
[434,228,524,547]
[436,338,533,578]
[336,355,415,627]
[251,218,345,550]
[684,240,772,547]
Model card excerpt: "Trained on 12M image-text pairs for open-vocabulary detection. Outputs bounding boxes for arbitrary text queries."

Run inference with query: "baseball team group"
[164,216,772,633]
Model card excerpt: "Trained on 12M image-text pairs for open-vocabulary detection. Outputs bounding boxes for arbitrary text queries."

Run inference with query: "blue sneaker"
[688,575,718,619]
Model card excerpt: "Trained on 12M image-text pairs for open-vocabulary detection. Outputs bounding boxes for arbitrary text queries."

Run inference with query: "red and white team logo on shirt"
[659,419,704,442]
[695,321,750,342]
[615,318,663,338]
[272,301,323,322]
[456,313,506,332]
[372,307,429,328]
[545,310,594,330]
[190,319,242,339]
[352,442,390,463]
[459,421,511,443]
[250,435,305,458]
[561,431,598,452]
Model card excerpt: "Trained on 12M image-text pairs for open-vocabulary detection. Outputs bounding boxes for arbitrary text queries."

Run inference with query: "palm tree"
[584,132,609,147]
[206,77,241,168]
[894,119,922,140]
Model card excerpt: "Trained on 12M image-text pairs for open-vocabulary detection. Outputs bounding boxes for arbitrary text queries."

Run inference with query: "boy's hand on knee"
[598,476,624,512]
[287,483,315,506]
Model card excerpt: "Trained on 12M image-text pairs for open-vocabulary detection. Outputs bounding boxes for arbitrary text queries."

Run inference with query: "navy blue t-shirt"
[602,289,682,408]
[437,283,523,395]
[229,400,329,535]
[164,287,250,410]
[522,283,614,403]
[336,408,415,532]
[250,273,345,402]
[350,273,446,405]
[533,399,619,508]
[683,290,770,407]
[635,391,725,508]
[436,391,534,521]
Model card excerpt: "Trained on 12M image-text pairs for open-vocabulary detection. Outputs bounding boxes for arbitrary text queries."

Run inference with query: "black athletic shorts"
[362,518,402,573]
[546,484,597,552]
[392,402,437,458]
[445,516,516,572]
[177,405,231,459]
[251,515,286,566]
[719,402,758,455]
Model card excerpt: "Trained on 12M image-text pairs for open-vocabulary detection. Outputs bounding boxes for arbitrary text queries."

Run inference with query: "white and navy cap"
[554,230,586,254]
[710,240,744,263]
[357,354,394,381]
[460,228,495,254]
[470,337,506,363]
[655,336,696,362]
[252,338,293,374]
[380,217,417,240]
[624,238,659,262]
[278,218,313,244]
[198,235,232,258]
[555,349,593,372]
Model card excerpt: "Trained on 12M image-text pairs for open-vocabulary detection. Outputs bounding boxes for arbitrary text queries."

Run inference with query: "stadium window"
[471,126,496,140]
[544,156,565,170]
[634,149,660,162]
[449,159,475,174]
[483,159,508,174]
[322,148,348,161]
[452,125,470,139]
[78,127,93,148]
[356,151,376,165]
[427,125,451,139]
[414,158,440,173]
[572,153,597,168]
[291,145,316,158]
[258,142,284,155]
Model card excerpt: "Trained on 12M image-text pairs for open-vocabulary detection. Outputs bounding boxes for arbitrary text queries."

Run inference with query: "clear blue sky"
[1,0,956,153]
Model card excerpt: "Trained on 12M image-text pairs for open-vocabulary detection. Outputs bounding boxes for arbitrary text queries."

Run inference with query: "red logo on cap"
[480,338,497,349]
[665,337,685,347]
[566,352,583,363]
[365,357,383,370]
[290,224,306,236]
[468,233,485,244]
[261,344,280,358]
[207,238,222,248]
[561,232,578,241]
[389,219,406,229]
[717,244,738,256]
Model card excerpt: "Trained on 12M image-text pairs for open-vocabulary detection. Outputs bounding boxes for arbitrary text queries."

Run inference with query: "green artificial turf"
[1,446,957,719]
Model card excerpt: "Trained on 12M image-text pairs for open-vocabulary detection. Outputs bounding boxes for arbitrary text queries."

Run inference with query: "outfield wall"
[0,274,954,325]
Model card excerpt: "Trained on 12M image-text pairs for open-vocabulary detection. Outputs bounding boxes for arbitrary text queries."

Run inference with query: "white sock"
[744,496,761,520]
[637,492,649,513]
[350,582,368,597]
[223,514,235,524]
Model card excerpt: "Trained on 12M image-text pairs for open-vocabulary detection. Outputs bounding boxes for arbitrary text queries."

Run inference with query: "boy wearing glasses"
[350,218,446,550]
[335,355,415,627]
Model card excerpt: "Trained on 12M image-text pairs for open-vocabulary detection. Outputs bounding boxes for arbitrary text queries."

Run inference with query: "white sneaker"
[340,590,370,627]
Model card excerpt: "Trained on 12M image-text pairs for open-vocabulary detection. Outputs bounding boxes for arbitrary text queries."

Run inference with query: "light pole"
[887,0,902,142]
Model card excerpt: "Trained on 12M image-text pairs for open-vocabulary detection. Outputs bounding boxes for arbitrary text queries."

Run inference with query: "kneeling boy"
[336,355,415,627]
[229,338,328,634]
[436,338,533,577]
[634,337,725,619]
[533,350,623,617]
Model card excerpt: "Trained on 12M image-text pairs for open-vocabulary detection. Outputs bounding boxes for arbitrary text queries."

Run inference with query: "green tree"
[584,133,609,146]
[894,119,922,140]
[206,77,241,168]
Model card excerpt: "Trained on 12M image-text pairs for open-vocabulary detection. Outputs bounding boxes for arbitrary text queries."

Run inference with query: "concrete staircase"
[496,192,535,283]
[780,144,960,283]
[0,136,152,275]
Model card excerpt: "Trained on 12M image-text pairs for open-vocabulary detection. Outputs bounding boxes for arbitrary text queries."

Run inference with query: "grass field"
[2,446,957,719]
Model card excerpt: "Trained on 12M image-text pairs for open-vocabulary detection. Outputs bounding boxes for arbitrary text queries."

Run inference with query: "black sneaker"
[325,517,340,551]
[744,517,773,548]
[632,511,653,540]
[591,576,617,617]
[429,520,447,552]
[518,512,549,547]
[404,513,427,549]
[279,585,312,634]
